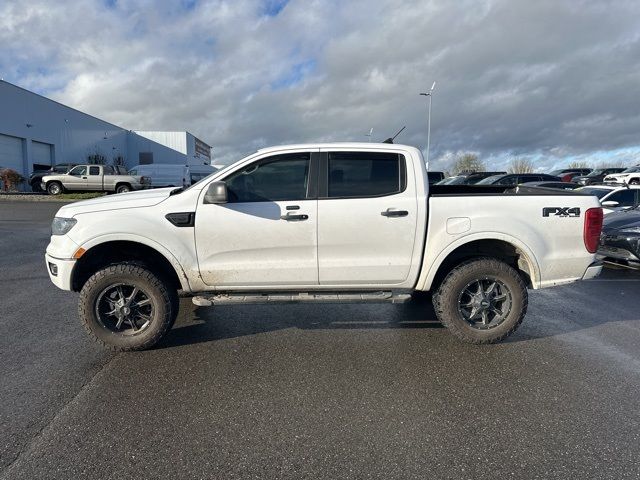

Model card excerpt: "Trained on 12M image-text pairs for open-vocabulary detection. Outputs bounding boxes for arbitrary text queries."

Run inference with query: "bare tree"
[451,153,485,175]
[508,158,534,174]
[568,161,590,169]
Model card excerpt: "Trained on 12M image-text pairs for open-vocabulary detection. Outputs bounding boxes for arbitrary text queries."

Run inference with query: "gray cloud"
[1,0,640,169]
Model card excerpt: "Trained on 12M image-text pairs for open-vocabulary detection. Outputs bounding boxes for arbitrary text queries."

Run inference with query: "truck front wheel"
[47,182,63,195]
[433,258,528,344]
[78,263,178,351]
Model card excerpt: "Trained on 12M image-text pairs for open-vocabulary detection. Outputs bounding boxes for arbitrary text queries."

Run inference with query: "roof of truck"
[256,142,418,153]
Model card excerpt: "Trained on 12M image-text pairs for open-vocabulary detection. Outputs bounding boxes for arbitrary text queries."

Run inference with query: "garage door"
[0,133,24,172]
[32,141,53,170]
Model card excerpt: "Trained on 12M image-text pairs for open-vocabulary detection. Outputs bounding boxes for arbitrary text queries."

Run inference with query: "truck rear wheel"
[433,258,527,344]
[78,263,178,351]
[116,183,131,194]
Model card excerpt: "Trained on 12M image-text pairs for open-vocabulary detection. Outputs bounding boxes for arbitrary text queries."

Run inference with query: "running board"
[192,291,412,307]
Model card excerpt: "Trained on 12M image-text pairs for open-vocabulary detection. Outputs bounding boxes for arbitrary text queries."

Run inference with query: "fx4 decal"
[542,207,581,217]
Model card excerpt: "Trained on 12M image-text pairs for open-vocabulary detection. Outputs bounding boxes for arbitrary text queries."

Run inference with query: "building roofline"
[0,79,126,131]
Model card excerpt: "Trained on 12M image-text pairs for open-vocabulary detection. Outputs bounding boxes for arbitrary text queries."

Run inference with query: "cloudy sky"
[2,0,640,170]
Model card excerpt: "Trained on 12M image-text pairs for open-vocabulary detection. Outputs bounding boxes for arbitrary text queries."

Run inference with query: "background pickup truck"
[41,164,151,195]
[44,143,603,351]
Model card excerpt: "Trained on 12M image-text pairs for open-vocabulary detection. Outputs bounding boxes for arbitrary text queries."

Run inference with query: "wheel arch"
[71,237,191,293]
[418,234,540,292]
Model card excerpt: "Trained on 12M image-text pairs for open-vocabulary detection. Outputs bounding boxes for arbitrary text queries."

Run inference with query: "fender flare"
[417,232,541,291]
[77,233,192,291]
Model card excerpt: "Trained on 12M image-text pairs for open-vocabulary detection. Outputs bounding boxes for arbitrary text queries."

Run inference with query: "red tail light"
[583,207,603,253]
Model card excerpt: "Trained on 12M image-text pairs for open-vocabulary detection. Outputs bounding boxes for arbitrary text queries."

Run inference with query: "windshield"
[622,166,640,173]
[476,175,504,185]
[576,187,612,199]
[585,169,604,176]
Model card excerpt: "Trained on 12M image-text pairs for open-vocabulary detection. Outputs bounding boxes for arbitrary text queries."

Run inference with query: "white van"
[128,164,216,188]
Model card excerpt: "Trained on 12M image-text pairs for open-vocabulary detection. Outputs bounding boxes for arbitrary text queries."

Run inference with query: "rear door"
[86,165,103,190]
[317,150,418,285]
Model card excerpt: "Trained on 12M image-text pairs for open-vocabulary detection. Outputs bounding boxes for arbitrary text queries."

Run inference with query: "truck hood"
[57,187,176,217]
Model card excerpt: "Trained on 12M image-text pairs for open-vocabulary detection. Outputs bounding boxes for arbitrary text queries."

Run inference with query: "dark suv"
[29,163,77,192]
[476,173,561,186]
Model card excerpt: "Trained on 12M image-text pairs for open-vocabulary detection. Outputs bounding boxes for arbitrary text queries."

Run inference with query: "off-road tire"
[78,263,178,351]
[116,183,132,194]
[47,181,64,195]
[433,258,528,344]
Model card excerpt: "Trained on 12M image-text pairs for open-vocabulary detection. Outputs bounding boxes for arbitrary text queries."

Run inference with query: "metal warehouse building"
[0,80,212,188]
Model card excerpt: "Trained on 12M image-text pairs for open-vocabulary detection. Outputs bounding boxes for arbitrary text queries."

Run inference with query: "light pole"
[420,81,436,171]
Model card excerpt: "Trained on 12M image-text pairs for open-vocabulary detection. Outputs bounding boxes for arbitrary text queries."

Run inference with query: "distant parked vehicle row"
[572,168,627,186]
[476,173,561,186]
[127,164,217,188]
[436,171,506,185]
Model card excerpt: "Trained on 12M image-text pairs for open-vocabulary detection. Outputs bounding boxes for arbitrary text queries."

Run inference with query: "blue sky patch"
[263,0,289,17]
[271,59,316,90]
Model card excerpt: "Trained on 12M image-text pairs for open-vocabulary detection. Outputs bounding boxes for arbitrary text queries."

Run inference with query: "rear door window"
[326,152,405,198]
[89,166,100,175]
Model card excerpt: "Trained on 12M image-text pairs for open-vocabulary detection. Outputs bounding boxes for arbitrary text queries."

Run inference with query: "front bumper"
[45,253,76,290]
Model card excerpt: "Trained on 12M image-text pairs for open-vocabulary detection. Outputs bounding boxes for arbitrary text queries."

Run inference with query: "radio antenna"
[382,126,406,144]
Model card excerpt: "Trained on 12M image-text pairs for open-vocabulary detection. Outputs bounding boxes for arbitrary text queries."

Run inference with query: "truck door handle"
[381,209,408,217]
[82,176,87,179]
[280,213,309,221]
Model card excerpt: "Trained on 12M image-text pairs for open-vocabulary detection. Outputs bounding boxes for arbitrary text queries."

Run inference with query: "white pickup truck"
[44,143,604,351]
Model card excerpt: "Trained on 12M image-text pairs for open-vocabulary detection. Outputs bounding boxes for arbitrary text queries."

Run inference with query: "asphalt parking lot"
[1,201,640,479]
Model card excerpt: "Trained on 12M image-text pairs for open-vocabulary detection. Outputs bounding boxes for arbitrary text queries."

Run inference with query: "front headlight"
[51,217,77,235]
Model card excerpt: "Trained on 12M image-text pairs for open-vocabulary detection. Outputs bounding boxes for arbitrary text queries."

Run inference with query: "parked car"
[426,171,445,184]
[128,164,217,188]
[475,173,561,186]
[41,164,151,195]
[603,166,640,185]
[436,171,507,185]
[573,168,627,186]
[575,185,640,214]
[29,163,77,192]
[559,171,587,183]
[548,168,592,177]
[519,181,580,190]
[45,142,603,351]
[598,208,640,268]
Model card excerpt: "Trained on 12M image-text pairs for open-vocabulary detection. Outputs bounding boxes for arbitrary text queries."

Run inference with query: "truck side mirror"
[204,181,228,204]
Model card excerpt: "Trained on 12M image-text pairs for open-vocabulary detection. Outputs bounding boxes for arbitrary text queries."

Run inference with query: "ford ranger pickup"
[44,143,604,350]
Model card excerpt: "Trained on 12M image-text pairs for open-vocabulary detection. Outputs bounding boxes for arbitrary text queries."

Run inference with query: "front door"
[65,165,89,190]
[86,165,103,190]
[195,151,318,287]
[317,150,418,285]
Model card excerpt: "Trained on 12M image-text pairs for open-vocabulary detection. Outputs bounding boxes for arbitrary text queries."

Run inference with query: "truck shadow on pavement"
[156,267,640,349]
[158,295,444,349]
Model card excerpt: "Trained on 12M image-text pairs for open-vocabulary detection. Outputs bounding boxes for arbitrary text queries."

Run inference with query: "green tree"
[508,158,534,174]
[451,153,485,175]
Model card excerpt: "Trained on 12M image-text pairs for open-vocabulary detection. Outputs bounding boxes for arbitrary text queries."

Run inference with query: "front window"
[225,153,310,203]
[606,189,636,207]
[68,166,87,176]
